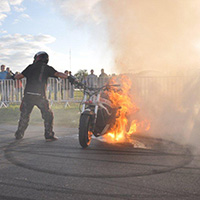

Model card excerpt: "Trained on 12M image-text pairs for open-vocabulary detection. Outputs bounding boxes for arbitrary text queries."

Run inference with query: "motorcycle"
[78,83,121,148]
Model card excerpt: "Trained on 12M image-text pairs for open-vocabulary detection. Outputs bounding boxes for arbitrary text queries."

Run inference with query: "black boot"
[45,131,58,142]
[15,130,24,140]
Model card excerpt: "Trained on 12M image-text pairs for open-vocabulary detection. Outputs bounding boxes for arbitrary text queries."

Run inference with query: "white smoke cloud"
[99,0,200,149]
[54,0,200,149]
[98,0,200,74]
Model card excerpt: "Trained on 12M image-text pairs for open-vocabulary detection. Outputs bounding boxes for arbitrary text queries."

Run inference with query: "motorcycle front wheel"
[79,114,93,148]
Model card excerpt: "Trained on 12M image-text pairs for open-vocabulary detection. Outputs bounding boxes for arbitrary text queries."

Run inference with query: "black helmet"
[34,51,49,64]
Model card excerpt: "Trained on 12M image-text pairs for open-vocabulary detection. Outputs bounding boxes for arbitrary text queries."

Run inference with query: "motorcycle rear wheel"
[79,114,93,148]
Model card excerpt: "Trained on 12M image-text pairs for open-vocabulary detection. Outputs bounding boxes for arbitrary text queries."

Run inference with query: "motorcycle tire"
[79,114,92,148]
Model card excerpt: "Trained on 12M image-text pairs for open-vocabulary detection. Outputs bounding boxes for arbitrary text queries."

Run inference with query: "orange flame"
[104,75,150,143]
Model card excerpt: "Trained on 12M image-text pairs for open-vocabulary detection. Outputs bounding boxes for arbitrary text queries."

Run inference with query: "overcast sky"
[0,0,113,75]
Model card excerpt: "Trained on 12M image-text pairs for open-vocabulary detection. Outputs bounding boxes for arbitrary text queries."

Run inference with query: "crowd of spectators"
[0,64,22,81]
[60,68,109,99]
[0,64,23,104]
[0,65,13,80]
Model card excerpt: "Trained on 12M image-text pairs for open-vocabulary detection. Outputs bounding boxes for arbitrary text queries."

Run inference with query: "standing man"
[61,70,69,100]
[87,69,98,88]
[6,67,15,79]
[99,68,108,78]
[68,71,76,98]
[99,68,108,86]
[14,51,68,141]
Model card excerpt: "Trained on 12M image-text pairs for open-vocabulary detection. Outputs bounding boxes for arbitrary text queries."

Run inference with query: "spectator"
[87,69,98,88]
[68,71,76,98]
[68,71,76,84]
[4,67,14,102]
[6,67,14,79]
[81,74,87,85]
[0,65,8,102]
[61,70,69,100]
[99,68,109,86]
[0,65,7,80]
[99,68,108,78]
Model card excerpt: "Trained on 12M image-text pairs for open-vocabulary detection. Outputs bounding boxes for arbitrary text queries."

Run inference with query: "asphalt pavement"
[0,124,200,200]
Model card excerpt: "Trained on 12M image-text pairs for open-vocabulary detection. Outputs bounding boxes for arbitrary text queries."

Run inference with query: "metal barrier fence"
[131,76,191,105]
[0,76,196,108]
[0,79,26,107]
[0,77,110,107]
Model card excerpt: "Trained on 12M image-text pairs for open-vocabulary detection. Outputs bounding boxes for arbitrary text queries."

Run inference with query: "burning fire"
[104,75,150,143]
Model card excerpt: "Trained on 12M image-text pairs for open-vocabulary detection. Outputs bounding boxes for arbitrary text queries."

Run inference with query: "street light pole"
[69,49,71,71]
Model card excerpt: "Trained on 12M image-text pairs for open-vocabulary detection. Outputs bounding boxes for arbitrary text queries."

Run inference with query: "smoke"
[100,0,200,74]
[55,0,200,149]
[98,0,200,150]
[129,72,200,152]
[54,0,200,74]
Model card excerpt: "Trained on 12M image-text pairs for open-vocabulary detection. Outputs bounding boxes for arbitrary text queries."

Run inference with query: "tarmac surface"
[0,124,200,200]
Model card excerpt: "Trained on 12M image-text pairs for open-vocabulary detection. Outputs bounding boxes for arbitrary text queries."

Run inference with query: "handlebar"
[78,83,120,91]
[105,84,120,88]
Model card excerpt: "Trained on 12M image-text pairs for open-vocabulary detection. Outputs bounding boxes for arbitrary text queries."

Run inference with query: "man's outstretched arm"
[15,73,24,80]
[54,72,68,79]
